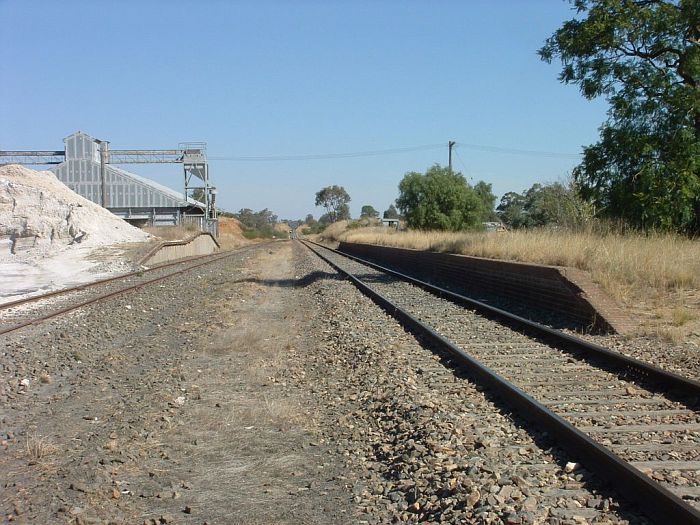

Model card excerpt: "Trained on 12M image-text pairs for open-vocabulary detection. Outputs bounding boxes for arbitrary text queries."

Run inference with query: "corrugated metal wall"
[53,132,184,209]
[50,132,210,231]
[54,161,183,209]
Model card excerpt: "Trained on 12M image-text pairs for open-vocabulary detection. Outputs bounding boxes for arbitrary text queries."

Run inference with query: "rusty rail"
[301,240,700,525]
[0,244,263,336]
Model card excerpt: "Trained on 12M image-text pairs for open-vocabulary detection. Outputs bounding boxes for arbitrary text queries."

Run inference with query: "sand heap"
[0,164,150,259]
[0,165,151,301]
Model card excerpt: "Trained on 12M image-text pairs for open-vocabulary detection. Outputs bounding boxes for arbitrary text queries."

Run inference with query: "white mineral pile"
[0,165,150,302]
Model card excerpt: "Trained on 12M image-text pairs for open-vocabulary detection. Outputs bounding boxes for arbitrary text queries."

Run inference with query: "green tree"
[539,0,700,233]
[234,207,279,238]
[497,181,594,229]
[473,180,498,221]
[396,164,484,230]
[383,204,400,220]
[337,203,351,221]
[235,208,277,230]
[497,191,528,228]
[318,212,333,225]
[360,205,380,218]
[315,185,351,223]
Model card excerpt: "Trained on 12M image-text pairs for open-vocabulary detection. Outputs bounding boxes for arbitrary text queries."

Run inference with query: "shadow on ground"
[230,271,343,289]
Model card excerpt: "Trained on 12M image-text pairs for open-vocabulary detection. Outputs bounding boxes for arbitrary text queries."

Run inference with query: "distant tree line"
[497,181,594,230]
[234,207,280,238]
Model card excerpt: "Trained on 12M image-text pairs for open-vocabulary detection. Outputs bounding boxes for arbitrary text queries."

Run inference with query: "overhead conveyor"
[0,132,218,236]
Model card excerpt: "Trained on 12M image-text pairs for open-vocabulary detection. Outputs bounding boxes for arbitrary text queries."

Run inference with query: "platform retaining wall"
[337,242,632,335]
[141,232,220,266]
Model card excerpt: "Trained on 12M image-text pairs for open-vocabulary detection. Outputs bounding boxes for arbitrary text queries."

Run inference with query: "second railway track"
[0,245,263,336]
[302,240,700,524]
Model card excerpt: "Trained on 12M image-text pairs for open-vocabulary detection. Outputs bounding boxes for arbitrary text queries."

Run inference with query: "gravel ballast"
[292,242,650,524]
[1,240,662,524]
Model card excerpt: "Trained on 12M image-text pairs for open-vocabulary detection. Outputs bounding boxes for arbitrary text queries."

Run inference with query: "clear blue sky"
[0,0,608,220]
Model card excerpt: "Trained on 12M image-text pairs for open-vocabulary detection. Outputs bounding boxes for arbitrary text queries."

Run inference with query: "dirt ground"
[0,242,352,524]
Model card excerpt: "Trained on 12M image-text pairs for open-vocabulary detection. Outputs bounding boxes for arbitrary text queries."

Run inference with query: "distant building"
[51,132,208,229]
[381,218,400,229]
[483,221,507,232]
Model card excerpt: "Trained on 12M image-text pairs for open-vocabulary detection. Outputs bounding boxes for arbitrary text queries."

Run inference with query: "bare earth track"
[1,240,698,524]
[1,243,351,524]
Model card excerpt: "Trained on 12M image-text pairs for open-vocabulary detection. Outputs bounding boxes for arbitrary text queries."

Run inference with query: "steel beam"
[108,150,182,164]
[0,151,65,165]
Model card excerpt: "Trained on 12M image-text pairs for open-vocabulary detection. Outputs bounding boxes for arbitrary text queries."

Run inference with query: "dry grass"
[218,232,251,250]
[205,329,268,357]
[143,224,200,241]
[218,217,250,250]
[321,226,699,301]
[316,224,700,340]
[25,434,57,465]
[671,307,697,327]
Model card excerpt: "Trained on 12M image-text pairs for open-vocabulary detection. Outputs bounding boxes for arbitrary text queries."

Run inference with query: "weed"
[671,307,696,327]
[25,434,57,463]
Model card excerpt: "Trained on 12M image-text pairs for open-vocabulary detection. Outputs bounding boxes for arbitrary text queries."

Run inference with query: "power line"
[209,143,445,161]
[207,141,582,162]
[455,142,581,159]
[454,149,471,179]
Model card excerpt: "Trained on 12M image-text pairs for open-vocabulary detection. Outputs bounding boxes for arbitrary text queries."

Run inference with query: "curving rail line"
[301,239,700,525]
[0,244,264,336]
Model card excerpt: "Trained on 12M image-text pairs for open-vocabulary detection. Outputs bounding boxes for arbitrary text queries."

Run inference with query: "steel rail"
[301,240,700,525]
[308,240,700,398]
[0,249,238,312]
[0,244,264,336]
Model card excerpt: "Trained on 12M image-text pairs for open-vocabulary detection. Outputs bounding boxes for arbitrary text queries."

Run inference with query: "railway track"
[301,240,700,524]
[0,245,262,336]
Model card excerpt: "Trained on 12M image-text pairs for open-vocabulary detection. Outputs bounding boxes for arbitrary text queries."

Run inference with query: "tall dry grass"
[319,225,700,304]
[143,224,200,241]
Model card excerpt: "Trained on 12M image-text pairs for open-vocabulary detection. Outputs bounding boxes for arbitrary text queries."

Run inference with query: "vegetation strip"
[301,240,700,524]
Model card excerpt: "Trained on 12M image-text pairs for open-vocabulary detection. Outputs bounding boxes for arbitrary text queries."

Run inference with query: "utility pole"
[98,140,110,208]
[448,141,456,173]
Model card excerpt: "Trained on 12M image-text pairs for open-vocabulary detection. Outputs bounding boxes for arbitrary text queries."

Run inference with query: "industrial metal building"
[0,131,218,235]
[53,132,209,228]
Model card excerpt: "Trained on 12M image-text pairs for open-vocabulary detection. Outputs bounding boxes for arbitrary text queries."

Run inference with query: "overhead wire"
[209,143,445,161]
[208,141,581,162]
[453,149,472,180]
[455,142,581,159]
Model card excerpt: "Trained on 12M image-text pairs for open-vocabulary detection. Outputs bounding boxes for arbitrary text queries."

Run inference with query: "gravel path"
[1,242,352,524]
